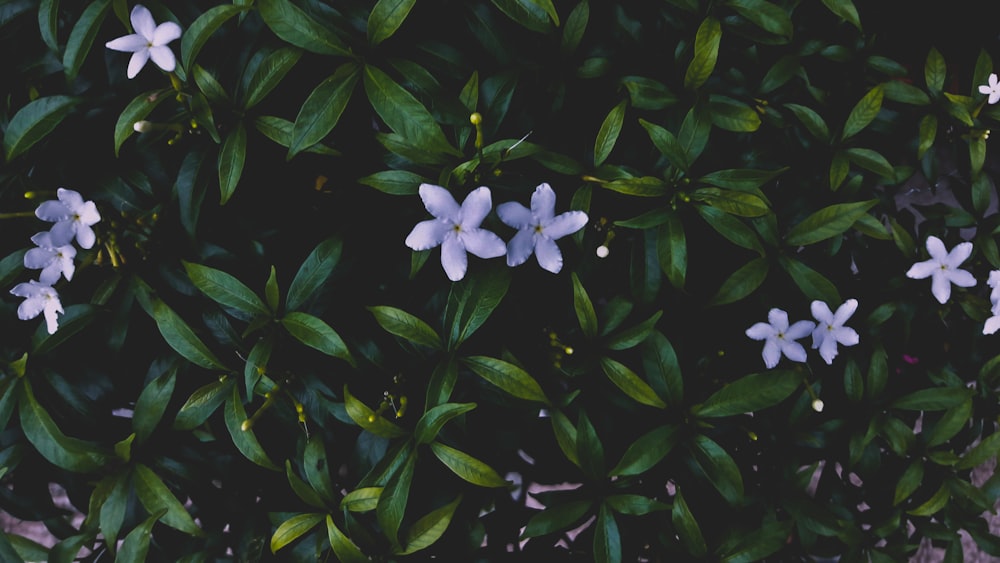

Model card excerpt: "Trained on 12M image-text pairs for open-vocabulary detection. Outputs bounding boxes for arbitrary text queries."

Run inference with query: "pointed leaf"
[396,496,462,555]
[114,90,171,156]
[368,0,416,45]
[115,511,162,563]
[282,312,353,364]
[694,370,799,417]
[62,0,110,81]
[133,367,176,443]
[369,306,441,349]
[594,99,627,166]
[571,272,598,338]
[184,261,269,317]
[18,379,109,473]
[181,5,243,72]
[841,84,884,141]
[672,487,706,556]
[364,65,459,156]
[218,121,247,204]
[414,403,476,444]
[287,237,343,311]
[244,47,303,109]
[149,298,227,369]
[785,200,878,246]
[430,442,507,487]
[289,63,360,159]
[463,356,549,404]
[688,434,743,504]
[684,17,721,90]
[594,504,621,563]
[4,96,79,161]
[609,425,678,476]
[327,515,369,563]
[270,513,324,554]
[258,0,350,55]
[133,464,203,535]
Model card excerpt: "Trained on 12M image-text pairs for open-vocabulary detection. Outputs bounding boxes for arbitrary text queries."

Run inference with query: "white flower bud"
[811,399,824,413]
[596,245,610,258]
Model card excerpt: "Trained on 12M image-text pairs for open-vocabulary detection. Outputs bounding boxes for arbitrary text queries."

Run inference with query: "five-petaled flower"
[497,183,589,273]
[10,281,63,335]
[810,299,860,364]
[985,270,1000,335]
[405,184,506,281]
[905,235,976,304]
[980,73,1000,105]
[24,232,77,285]
[105,5,182,79]
[35,188,102,249]
[746,308,815,369]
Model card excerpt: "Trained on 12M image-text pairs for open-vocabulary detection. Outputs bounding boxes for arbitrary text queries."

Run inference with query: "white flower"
[810,299,860,364]
[984,270,1000,335]
[24,232,77,285]
[34,188,101,249]
[10,280,63,334]
[746,308,815,369]
[105,5,182,79]
[497,183,588,274]
[405,184,506,281]
[905,235,976,304]
[811,399,824,413]
[980,73,1000,105]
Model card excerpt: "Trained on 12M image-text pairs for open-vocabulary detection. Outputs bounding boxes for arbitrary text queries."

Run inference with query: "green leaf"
[368,306,441,349]
[287,236,343,311]
[718,521,792,562]
[270,513,323,554]
[609,425,678,476]
[149,298,227,370]
[893,460,924,505]
[604,495,669,516]
[594,504,621,563]
[957,431,1000,469]
[561,1,589,53]
[571,272,598,338]
[326,516,368,563]
[38,0,59,51]
[62,0,110,81]
[443,267,510,349]
[192,64,230,104]
[414,402,476,444]
[685,17,722,90]
[707,257,769,306]
[820,0,861,30]
[430,442,507,487]
[133,367,176,444]
[254,116,341,156]
[396,496,462,555]
[708,97,761,132]
[522,500,592,538]
[243,47,302,109]
[377,446,416,545]
[258,0,350,55]
[639,118,689,172]
[0,250,27,292]
[594,99,627,166]
[133,464,204,535]
[223,387,281,470]
[694,370,799,417]
[343,385,408,438]
[882,80,930,105]
[605,310,662,351]
[368,0,416,45]
[426,357,458,409]
[699,168,786,191]
[640,331,683,406]
[657,213,687,290]
[688,434,744,504]
[692,188,769,217]
[364,64,459,156]
[32,304,99,355]
[600,357,666,408]
[925,47,946,93]
[784,103,830,142]
[672,487,707,557]
[926,399,972,447]
[491,0,553,33]
[463,356,549,404]
[283,312,352,362]
[341,487,382,512]
[115,511,162,563]
[289,63,360,159]
[180,5,242,72]
[285,461,326,509]
[777,256,841,303]
[18,379,109,473]
[114,90,171,156]
[841,84,884,141]
[184,261,269,317]
[577,411,606,480]
[726,0,791,38]
[623,76,677,110]
[303,434,337,503]
[906,483,949,516]
[216,122,248,204]
[174,376,233,430]
[891,387,972,410]
[264,266,280,313]
[550,410,579,466]
[359,170,424,195]
[4,96,79,161]
[600,176,669,197]
[844,147,894,179]
[785,200,878,246]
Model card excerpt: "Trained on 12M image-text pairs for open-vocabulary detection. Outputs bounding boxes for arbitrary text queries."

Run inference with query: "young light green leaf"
[183,260,269,317]
[343,385,408,438]
[341,487,382,512]
[257,0,350,56]
[414,403,476,444]
[265,266,280,313]
[62,0,110,81]
[133,464,204,535]
[925,47,946,93]
[693,370,800,417]
[289,63,360,159]
[4,96,79,161]
[368,306,441,349]
[599,357,666,408]
[785,199,878,246]
[180,4,243,72]
[282,312,353,364]
[820,0,861,30]
[594,99,627,166]
[270,513,324,554]
[463,356,549,404]
[708,97,761,132]
[600,177,669,197]
[396,496,462,555]
[223,386,281,470]
[430,442,507,487]
[327,515,369,563]
[684,17,721,90]
[841,84,884,141]
[368,0,416,45]
[287,236,343,311]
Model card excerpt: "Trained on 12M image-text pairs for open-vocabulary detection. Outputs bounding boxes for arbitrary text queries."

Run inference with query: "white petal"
[534,236,563,273]
[105,34,148,52]
[761,339,780,369]
[39,264,62,285]
[127,49,151,79]
[461,228,506,259]
[43,298,63,334]
[946,269,977,288]
[57,188,84,210]
[75,224,97,249]
[990,91,1000,105]
[49,221,76,247]
[817,335,838,364]
[496,202,533,229]
[946,241,973,268]
[153,21,182,46]
[24,247,55,270]
[30,231,54,247]
[10,282,41,298]
[148,45,176,72]
[988,270,1000,289]
[35,200,70,222]
[811,326,826,350]
[984,316,1000,335]
[17,297,44,321]
[530,183,556,222]
[543,211,588,240]
[931,271,952,304]
[130,5,157,40]
[419,184,460,221]
[745,322,775,341]
[781,340,808,363]
[980,84,993,95]
[810,300,833,325]
[786,320,816,340]
[925,235,947,260]
[458,187,492,228]
[77,201,101,226]
[833,299,858,326]
[405,219,449,250]
[440,235,467,281]
[833,326,859,347]
[767,308,789,332]
[505,229,536,267]
[906,259,937,280]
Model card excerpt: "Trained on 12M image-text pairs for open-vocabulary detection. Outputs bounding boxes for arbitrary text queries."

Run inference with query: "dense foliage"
[3,0,1000,561]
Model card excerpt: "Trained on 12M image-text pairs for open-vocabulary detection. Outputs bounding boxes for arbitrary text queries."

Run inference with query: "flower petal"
[130,5,157,40]
[833,299,858,326]
[405,219,449,251]
[440,235,467,281]
[534,236,564,273]
[419,184,460,221]
[43,298,63,334]
[10,282,41,298]
[925,235,947,260]
[77,201,101,226]
[458,186,492,228]
[984,315,1000,335]
[543,211,588,240]
[905,259,937,280]
[39,264,62,285]
[152,21,182,45]
[833,326,859,347]
[767,308,789,332]
[505,229,536,267]
[461,228,506,259]
[35,200,69,222]
[105,33,148,52]
[946,241,973,267]
[745,322,775,341]
[810,300,833,325]
[931,271,952,304]
[49,221,76,247]
[148,45,176,72]
[24,247,54,270]
[496,202,533,229]
[127,49,151,79]
[786,320,816,340]
[761,339,780,369]
[17,297,44,321]
[811,326,827,350]
[817,335,838,364]
[75,225,97,250]
[530,183,556,222]
[58,189,84,209]
[781,340,808,363]
[946,269,977,288]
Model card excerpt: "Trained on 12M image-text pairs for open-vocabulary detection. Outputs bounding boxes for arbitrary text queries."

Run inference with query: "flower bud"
[811,399,824,413]
[133,120,154,133]
[470,112,483,125]
[596,245,610,258]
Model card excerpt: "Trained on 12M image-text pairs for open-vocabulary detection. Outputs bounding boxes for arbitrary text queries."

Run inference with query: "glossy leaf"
[594,99,627,166]
[443,267,510,349]
[657,213,687,290]
[270,513,323,554]
[777,256,841,304]
[18,379,109,473]
[223,386,281,470]
[369,306,441,349]
[784,103,830,142]
[184,261,269,317]
[609,424,678,476]
[364,65,459,156]
[639,118,689,172]
[114,90,171,156]
[304,434,337,503]
[377,446,416,545]
[133,367,176,443]
[414,402,476,444]
[463,356,549,404]
[577,411,606,480]
[258,0,350,55]
[369,0,416,45]
[62,0,109,81]
[694,370,800,417]
[396,496,462,555]
[282,312,353,364]
[726,0,792,38]
[343,385,408,438]
[4,96,79,161]
[707,257,769,306]
[785,200,878,246]
[522,500,592,538]
[133,464,203,535]
[571,272,598,338]
[594,504,621,563]
[149,298,227,370]
[327,516,369,563]
[672,487,706,556]
[841,84,884,141]
[115,511,162,563]
[341,487,383,512]
[217,121,247,204]
[684,17,721,90]
[289,63,360,159]
[430,442,507,487]
[688,434,743,504]
[244,47,303,109]
[287,237,343,312]
[180,5,242,72]
[359,170,424,195]
[174,376,233,430]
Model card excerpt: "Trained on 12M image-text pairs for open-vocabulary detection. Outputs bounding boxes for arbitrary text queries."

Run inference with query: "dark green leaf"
[217,122,247,204]
[4,96,79,161]
[785,200,878,246]
[326,516,368,563]
[254,116,341,156]
[707,257,769,306]
[134,464,204,534]
[133,367,176,444]
[699,168,786,191]
[377,446,416,545]
[414,402,476,444]
[180,5,242,72]
[784,103,830,142]
[600,176,669,197]
[697,206,764,255]
[368,306,441,349]
[594,504,621,563]
[304,434,337,503]
[244,47,302,109]
[32,304,99,355]
[463,356,549,404]
[925,47,946,93]
[777,256,841,303]
[174,376,233,430]
[571,272,598,338]
[609,425,678,476]
[38,0,58,51]
[359,170,424,195]
[223,386,280,470]
[430,442,507,487]
[364,65,459,156]
[184,261,269,317]
[694,370,799,417]
[522,500,592,538]
[639,118,689,172]
[287,237,342,311]
[490,0,553,33]
[396,496,462,555]
[149,298,227,369]
[820,0,861,30]
[657,214,687,290]
[18,380,109,473]
[708,97,761,132]
[600,357,666,408]
[577,411,606,480]
[443,267,510,349]
[726,0,791,38]
[62,0,110,81]
[114,90,170,156]
[594,99,627,166]
[604,494,669,515]
[844,147,894,179]
[561,1,589,54]
[282,312,352,362]
[841,85,884,141]
[672,487,707,556]
[115,511,162,563]
[290,63,360,159]
[957,432,1000,470]
[688,434,743,504]
[258,0,350,55]
[426,357,458,409]
[891,387,972,411]
[882,80,930,105]
[285,461,326,509]
[368,0,416,45]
